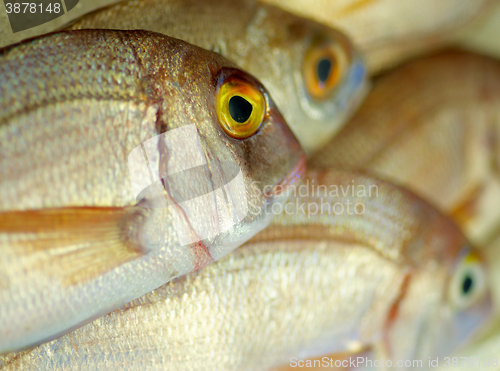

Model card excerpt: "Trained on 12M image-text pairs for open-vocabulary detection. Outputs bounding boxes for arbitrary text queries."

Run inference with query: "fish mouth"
[269,153,307,197]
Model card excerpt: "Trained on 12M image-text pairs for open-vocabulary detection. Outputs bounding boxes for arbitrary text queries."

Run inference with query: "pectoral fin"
[0,207,147,286]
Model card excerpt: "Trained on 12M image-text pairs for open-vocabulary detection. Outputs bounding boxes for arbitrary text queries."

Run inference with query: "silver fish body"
[1,170,491,370]
[0,29,305,353]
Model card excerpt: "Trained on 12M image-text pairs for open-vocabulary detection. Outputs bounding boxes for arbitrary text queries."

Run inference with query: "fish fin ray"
[0,207,146,286]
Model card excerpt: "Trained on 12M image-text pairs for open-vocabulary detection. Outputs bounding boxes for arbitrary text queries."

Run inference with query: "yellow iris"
[303,40,349,100]
[216,78,266,139]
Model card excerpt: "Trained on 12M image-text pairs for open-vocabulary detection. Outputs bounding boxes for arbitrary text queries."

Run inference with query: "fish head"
[132,38,305,259]
[382,238,492,367]
[242,5,369,155]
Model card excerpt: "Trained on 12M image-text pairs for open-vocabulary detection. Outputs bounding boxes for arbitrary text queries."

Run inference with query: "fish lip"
[267,152,307,197]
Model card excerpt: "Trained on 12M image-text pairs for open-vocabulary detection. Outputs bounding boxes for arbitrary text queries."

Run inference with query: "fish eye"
[448,250,487,310]
[216,75,266,139]
[303,39,349,101]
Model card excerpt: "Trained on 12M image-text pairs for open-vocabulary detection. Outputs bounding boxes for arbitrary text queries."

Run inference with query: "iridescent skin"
[66,0,368,155]
[310,51,500,247]
[0,170,491,370]
[0,30,305,353]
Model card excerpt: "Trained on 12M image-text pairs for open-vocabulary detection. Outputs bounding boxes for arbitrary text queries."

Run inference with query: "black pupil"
[462,274,474,295]
[229,96,253,124]
[317,58,332,83]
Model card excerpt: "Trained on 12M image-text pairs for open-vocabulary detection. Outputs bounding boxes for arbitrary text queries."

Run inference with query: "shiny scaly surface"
[0,29,305,353]
[1,170,491,370]
[260,0,494,74]
[66,0,368,155]
[311,51,500,246]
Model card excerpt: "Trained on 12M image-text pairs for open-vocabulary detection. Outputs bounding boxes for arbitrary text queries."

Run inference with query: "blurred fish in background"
[308,50,500,371]
[311,51,500,247]
[259,0,495,74]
